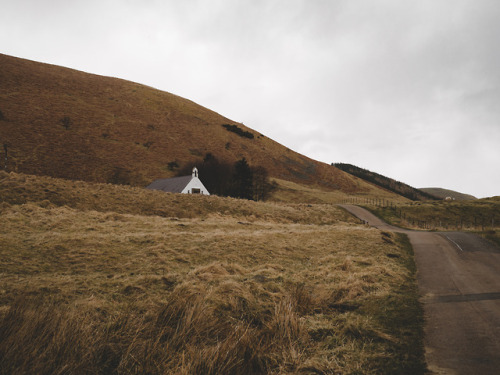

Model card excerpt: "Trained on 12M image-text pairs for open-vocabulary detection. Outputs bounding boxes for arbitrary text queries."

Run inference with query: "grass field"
[365,198,500,246]
[269,178,410,205]
[0,172,425,374]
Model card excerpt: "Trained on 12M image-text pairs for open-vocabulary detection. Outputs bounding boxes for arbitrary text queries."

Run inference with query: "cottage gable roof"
[147,167,210,195]
[146,175,192,193]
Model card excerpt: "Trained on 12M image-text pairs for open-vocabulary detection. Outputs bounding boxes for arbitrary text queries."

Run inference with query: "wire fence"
[340,197,498,231]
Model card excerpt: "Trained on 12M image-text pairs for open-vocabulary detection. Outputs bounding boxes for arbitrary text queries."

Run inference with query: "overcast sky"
[1,0,499,198]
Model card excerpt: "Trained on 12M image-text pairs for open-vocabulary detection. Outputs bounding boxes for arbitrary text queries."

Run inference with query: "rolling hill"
[333,163,438,201]
[0,53,396,200]
[0,54,429,373]
[419,187,477,201]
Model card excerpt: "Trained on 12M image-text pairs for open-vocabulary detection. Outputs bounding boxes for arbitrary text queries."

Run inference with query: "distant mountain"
[419,188,477,201]
[0,53,367,194]
[333,163,438,201]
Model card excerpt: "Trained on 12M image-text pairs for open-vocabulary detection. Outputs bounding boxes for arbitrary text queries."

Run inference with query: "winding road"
[340,205,500,375]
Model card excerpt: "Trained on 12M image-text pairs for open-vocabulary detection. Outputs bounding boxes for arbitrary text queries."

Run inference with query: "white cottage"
[146,167,210,195]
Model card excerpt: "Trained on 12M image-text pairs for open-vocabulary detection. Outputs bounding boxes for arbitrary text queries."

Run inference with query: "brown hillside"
[1,53,370,194]
[419,187,477,201]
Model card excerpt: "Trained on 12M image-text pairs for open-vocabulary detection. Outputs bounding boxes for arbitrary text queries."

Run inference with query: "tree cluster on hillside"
[221,124,254,139]
[333,163,439,201]
[177,154,275,200]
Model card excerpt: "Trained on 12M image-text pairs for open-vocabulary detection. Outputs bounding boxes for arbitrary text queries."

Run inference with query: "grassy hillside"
[365,197,500,246]
[270,177,411,205]
[419,187,477,201]
[334,163,438,201]
[0,171,425,374]
[0,171,352,224]
[0,53,382,198]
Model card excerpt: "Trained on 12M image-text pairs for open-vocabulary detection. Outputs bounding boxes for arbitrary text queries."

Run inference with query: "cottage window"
[191,188,201,194]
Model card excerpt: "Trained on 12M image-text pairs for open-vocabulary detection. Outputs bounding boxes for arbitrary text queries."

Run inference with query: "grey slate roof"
[146,175,192,193]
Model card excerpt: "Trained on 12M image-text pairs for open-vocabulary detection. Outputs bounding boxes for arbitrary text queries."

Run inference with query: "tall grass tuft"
[0,289,314,374]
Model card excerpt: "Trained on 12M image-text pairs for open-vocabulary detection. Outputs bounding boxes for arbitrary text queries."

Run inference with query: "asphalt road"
[339,205,500,374]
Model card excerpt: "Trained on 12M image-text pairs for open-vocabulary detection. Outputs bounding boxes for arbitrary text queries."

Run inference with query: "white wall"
[181,177,210,195]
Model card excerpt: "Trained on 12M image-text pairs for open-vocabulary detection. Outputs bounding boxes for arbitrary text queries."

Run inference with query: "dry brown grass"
[0,172,425,374]
[270,178,410,205]
[0,53,369,195]
[366,198,500,246]
[0,171,358,223]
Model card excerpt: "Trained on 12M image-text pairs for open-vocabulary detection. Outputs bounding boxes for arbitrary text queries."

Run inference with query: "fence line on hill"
[339,197,498,232]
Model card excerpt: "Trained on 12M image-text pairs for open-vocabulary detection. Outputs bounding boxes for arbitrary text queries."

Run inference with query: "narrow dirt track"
[339,205,500,374]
